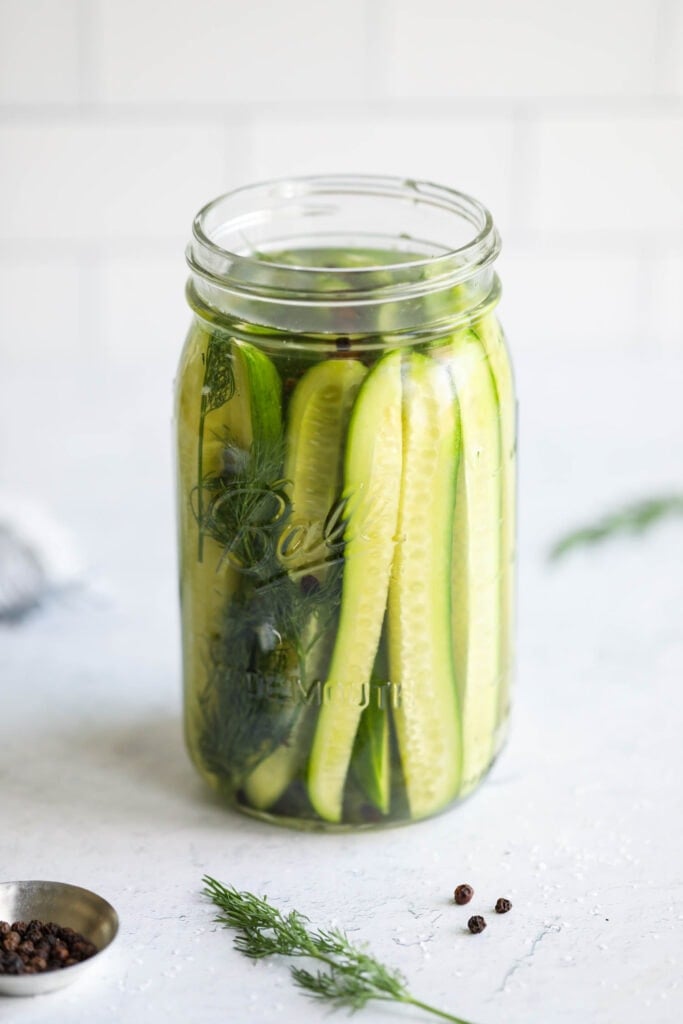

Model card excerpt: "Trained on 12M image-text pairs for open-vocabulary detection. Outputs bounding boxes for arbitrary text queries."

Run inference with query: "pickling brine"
[175,178,515,829]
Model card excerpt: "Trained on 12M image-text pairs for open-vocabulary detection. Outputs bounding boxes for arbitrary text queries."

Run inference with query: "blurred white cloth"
[0,495,82,621]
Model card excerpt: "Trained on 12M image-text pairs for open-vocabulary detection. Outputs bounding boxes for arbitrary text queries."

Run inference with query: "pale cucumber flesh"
[388,353,462,818]
[279,358,367,579]
[351,691,391,816]
[176,328,249,757]
[350,629,392,815]
[244,359,367,809]
[307,351,404,823]
[439,330,503,792]
[473,314,516,735]
[178,248,514,828]
[177,332,283,779]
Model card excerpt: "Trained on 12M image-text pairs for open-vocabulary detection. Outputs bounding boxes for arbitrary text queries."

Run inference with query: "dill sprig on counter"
[549,493,683,561]
[202,877,473,1023]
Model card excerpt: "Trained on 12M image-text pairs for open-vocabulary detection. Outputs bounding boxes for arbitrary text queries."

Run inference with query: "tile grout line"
[224,110,253,190]
[75,0,103,365]
[2,233,682,262]
[0,240,183,259]
[653,0,680,98]
[77,245,105,364]
[76,0,99,106]
[364,0,384,100]
[634,244,663,353]
[1,96,683,123]
[507,108,538,244]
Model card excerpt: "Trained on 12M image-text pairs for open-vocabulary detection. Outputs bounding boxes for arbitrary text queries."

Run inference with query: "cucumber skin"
[441,328,503,793]
[388,353,463,818]
[244,359,367,811]
[279,359,367,579]
[176,324,239,769]
[236,340,283,450]
[176,328,282,785]
[178,309,513,824]
[352,697,391,815]
[307,351,404,824]
[473,314,516,737]
[350,623,393,815]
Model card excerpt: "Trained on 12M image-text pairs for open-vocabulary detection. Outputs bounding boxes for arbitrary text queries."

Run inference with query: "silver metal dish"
[0,880,119,997]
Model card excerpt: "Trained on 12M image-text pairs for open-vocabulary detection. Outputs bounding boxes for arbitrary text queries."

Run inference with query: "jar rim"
[187,174,500,303]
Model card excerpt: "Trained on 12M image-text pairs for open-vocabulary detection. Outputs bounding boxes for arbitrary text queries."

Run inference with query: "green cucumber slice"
[177,326,241,755]
[307,350,404,823]
[244,358,367,810]
[176,331,282,774]
[243,741,301,811]
[441,329,503,792]
[350,628,392,815]
[242,615,329,811]
[351,690,391,816]
[473,314,516,733]
[278,358,367,579]
[234,339,283,451]
[388,353,462,818]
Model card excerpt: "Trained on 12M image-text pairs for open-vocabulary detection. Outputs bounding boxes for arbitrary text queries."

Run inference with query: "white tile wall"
[0,0,81,103]
[651,253,683,350]
[0,0,681,367]
[498,246,644,352]
[379,0,660,100]
[96,0,369,104]
[0,256,82,362]
[100,254,190,372]
[670,0,683,97]
[0,121,235,242]
[534,114,683,235]
[249,114,516,234]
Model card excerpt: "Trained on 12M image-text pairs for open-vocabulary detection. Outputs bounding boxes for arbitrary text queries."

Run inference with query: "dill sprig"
[549,493,683,561]
[202,877,474,1023]
[195,434,344,787]
[198,436,290,578]
[196,332,236,561]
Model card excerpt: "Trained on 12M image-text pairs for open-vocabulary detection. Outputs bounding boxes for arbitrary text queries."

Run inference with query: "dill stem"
[402,994,471,1024]
[196,402,207,562]
[294,947,469,1023]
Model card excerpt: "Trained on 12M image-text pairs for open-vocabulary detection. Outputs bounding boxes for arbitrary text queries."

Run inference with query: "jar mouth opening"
[187,174,500,303]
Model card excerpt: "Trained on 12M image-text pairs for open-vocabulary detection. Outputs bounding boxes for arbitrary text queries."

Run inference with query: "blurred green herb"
[195,437,343,787]
[196,332,236,561]
[199,436,290,577]
[549,494,683,561]
[202,877,473,1023]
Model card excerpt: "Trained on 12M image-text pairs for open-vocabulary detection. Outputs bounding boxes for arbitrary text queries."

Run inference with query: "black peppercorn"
[467,915,487,934]
[495,897,512,914]
[300,574,320,596]
[0,920,97,975]
[453,884,474,905]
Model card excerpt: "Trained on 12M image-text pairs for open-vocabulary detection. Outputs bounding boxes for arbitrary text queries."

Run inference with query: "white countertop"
[1,349,682,1024]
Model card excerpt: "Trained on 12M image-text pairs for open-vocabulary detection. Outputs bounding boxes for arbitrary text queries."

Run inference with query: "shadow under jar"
[175,175,516,830]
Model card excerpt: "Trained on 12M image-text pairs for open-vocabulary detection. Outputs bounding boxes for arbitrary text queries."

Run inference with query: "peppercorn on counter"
[1,348,681,1024]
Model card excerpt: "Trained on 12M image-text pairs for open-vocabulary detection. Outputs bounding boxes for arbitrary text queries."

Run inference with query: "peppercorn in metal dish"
[0,920,97,975]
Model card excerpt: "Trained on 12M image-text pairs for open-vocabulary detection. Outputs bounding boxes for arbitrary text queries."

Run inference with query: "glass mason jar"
[175,175,515,830]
